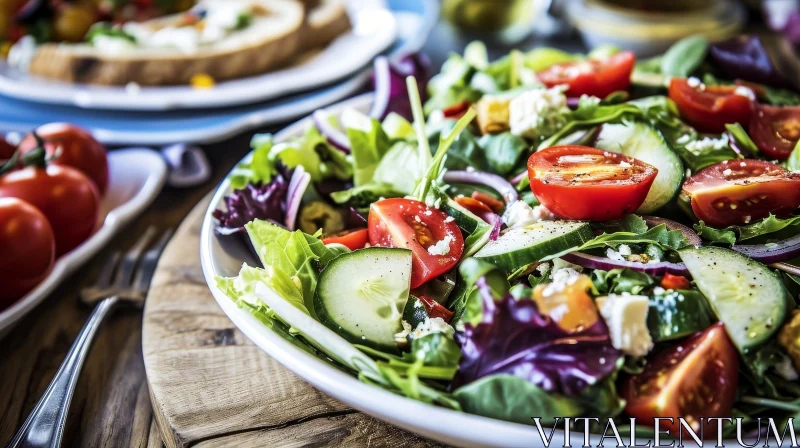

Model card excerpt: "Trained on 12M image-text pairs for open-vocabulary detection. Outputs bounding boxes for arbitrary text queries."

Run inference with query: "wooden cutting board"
[142,195,445,447]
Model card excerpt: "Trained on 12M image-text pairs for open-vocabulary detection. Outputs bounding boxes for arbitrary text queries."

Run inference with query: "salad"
[212,37,800,439]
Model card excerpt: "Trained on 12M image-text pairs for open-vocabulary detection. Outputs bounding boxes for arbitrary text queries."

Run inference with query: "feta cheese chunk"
[734,86,756,100]
[596,294,654,357]
[502,200,554,229]
[427,234,454,256]
[685,136,727,155]
[542,267,582,297]
[411,317,454,340]
[508,86,569,139]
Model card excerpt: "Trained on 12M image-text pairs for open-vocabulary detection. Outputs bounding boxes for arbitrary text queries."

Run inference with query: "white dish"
[0,1,396,111]
[199,94,552,447]
[0,148,167,337]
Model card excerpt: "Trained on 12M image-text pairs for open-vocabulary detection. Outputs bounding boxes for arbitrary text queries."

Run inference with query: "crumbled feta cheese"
[722,168,732,176]
[687,77,704,89]
[427,234,454,256]
[606,247,625,262]
[536,262,552,275]
[617,244,632,256]
[619,161,632,168]
[653,286,666,295]
[394,320,413,344]
[502,200,544,228]
[411,317,454,340]
[775,355,799,381]
[685,136,728,155]
[508,86,569,139]
[676,133,692,145]
[734,86,756,100]
[542,267,582,297]
[443,216,454,223]
[423,210,433,216]
[596,294,654,357]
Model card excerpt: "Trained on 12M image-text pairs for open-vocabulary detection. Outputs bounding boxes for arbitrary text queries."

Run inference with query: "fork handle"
[8,296,120,448]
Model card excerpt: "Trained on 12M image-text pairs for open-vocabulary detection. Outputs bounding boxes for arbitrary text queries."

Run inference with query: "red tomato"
[622,323,738,435]
[668,78,753,133]
[527,146,658,221]
[368,198,464,289]
[417,294,454,323]
[660,273,691,290]
[0,198,55,308]
[682,159,800,228]
[0,165,100,256]
[748,104,800,160]
[454,196,495,223]
[537,52,635,98]
[470,191,504,213]
[322,228,368,251]
[18,123,109,194]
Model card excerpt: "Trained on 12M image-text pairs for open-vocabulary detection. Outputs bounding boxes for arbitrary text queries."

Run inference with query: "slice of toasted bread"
[300,0,351,51]
[28,0,305,86]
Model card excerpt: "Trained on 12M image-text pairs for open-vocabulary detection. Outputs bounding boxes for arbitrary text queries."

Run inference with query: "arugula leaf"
[477,132,528,176]
[453,375,585,425]
[695,215,800,244]
[538,103,643,150]
[725,123,761,156]
[578,224,691,253]
[660,35,709,77]
[592,268,656,295]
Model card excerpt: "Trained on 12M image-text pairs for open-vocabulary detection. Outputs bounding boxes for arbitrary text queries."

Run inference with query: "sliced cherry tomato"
[668,78,753,133]
[442,100,471,119]
[18,123,109,194]
[660,273,691,290]
[532,273,598,332]
[0,197,55,308]
[537,51,635,98]
[527,145,658,221]
[454,196,495,223]
[0,165,99,255]
[682,159,800,228]
[622,323,738,435]
[322,228,368,251]
[417,294,454,323]
[368,198,464,289]
[748,104,800,160]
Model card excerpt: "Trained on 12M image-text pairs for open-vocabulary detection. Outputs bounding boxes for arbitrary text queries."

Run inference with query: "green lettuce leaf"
[245,219,338,315]
[348,118,392,186]
[229,135,275,189]
[578,224,691,253]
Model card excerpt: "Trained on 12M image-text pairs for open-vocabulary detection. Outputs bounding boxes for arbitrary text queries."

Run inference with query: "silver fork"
[8,226,173,448]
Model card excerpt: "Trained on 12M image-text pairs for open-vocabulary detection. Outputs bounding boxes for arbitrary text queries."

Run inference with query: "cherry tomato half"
[417,294,454,323]
[0,165,100,255]
[368,198,464,289]
[0,198,55,308]
[527,146,658,221]
[748,104,800,160]
[622,323,738,435]
[668,78,753,133]
[537,51,635,98]
[19,123,110,194]
[322,228,368,251]
[682,159,800,228]
[660,273,691,291]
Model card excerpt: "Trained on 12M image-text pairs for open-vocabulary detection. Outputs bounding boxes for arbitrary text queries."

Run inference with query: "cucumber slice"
[595,121,684,214]
[474,221,593,272]
[314,248,412,351]
[678,246,789,351]
[441,197,486,234]
[647,289,713,342]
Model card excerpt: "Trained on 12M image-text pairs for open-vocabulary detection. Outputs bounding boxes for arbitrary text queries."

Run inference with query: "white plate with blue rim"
[0,0,397,111]
[0,148,167,338]
[0,0,437,146]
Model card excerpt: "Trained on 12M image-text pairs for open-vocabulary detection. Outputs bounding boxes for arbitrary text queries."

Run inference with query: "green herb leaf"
[660,35,709,77]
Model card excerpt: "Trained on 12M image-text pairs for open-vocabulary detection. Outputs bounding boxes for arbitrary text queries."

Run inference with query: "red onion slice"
[731,234,800,264]
[443,170,518,204]
[562,252,691,276]
[369,56,391,120]
[285,165,311,230]
[312,109,350,153]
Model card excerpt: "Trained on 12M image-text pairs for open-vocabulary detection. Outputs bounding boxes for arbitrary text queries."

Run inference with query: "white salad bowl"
[200,93,570,447]
[0,148,167,337]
